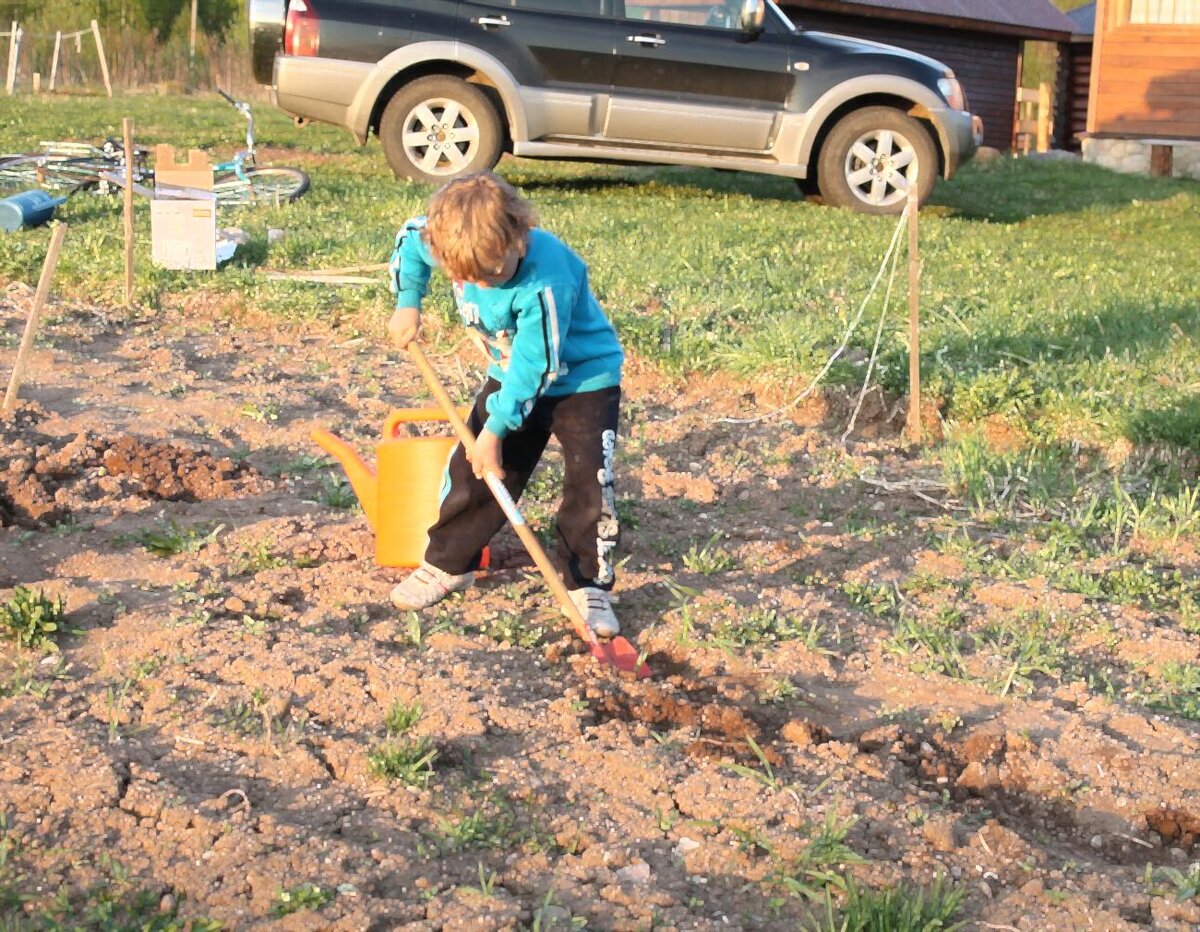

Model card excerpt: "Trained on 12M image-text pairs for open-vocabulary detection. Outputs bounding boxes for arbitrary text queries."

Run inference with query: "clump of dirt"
[0,416,266,528]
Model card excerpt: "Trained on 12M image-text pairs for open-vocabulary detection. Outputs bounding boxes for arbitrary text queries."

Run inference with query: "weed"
[805,876,966,931]
[211,696,265,738]
[241,401,280,423]
[231,539,287,575]
[975,618,1067,696]
[888,614,968,680]
[123,520,222,557]
[318,471,359,510]
[1147,862,1200,901]
[713,608,824,651]
[721,736,779,791]
[273,883,333,916]
[480,612,546,649]
[1137,662,1200,721]
[0,587,67,651]
[681,534,736,575]
[771,808,864,902]
[367,736,438,786]
[438,809,515,851]
[384,699,423,736]
[471,861,498,897]
[841,581,899,619]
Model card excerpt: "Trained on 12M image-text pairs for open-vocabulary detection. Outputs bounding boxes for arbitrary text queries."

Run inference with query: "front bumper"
[928,107,981,180]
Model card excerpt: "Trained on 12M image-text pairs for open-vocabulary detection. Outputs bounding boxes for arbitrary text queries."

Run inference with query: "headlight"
[938,76,965,111]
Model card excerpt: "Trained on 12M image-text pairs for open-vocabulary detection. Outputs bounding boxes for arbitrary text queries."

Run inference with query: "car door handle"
[626,34,666,47]
[474,15,510,28]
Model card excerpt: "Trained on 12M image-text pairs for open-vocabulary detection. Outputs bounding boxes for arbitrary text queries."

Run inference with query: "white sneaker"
[566,587,620,639]
[390,562,474,611]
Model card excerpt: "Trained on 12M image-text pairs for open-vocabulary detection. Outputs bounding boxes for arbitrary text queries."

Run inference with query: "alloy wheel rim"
[843,128,918,208]
[402,97,481,176]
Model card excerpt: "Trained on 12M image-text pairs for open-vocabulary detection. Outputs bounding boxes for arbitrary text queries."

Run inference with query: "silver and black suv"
[249,0,982,214]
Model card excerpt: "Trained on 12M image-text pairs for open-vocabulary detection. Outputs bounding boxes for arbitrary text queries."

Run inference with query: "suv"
[249,0,982,214]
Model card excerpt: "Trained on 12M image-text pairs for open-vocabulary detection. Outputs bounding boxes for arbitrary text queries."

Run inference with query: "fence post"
[1037,81,1052,153]
[49,30,61,92]
[5,22,20,96]
[906,169,922,445]
[91,19,113,97]
[123,117,136,307]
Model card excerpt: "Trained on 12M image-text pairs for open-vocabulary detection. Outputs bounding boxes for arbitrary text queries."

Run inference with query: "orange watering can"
[311,408,482,568]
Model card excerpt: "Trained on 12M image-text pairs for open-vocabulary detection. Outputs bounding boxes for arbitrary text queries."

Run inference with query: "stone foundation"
[1082,137,1200,180]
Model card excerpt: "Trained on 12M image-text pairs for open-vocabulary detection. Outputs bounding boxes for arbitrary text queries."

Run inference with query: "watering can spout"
[310,429,378,529]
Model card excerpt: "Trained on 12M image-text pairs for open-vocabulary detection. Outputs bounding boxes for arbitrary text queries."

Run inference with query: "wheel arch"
[346,42,525,146]
[799,78,949,184]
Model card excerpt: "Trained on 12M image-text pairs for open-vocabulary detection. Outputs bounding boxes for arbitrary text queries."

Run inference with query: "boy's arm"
[483,283,574,438]
[388,217,437,309]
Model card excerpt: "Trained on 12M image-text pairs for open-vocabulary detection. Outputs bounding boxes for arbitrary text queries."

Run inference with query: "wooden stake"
[49,30,61,92]
[4,224,69,411]
[5,22,20,96]
[906,172,922,445]
[91,20,112,98]
[190,0,198,64]
[122,117,135,306]
[1037,81,1052,153]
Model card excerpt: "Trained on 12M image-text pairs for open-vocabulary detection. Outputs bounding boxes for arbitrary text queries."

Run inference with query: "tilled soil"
[1,285,1198,930]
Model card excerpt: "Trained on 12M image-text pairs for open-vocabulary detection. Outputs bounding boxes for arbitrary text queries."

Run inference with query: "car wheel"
[816,107,937,215]
[379,75,503,185]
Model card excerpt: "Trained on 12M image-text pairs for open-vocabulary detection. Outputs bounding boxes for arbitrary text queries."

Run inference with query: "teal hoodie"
[390,218,624,439]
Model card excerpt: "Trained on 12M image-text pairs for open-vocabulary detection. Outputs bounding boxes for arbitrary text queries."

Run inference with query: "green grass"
[367,736,438,786]
[0,587,67,651]
[2,94,1198,456]
[806,877,965,932]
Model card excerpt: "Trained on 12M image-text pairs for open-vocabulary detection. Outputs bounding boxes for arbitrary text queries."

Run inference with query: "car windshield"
[767,0,798,32]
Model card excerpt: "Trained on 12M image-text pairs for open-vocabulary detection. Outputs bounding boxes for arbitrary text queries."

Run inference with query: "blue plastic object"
[0,190,67,232]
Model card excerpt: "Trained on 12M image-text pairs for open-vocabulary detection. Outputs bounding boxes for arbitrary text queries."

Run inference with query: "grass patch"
[1,95,1195,461]
[121,520,222,557]
[273,883,333,916]
[806,876,965,932]
[1137,663,1200,722]
[367,736,438,786]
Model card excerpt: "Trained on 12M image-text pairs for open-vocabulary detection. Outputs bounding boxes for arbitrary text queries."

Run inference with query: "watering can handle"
[384,406,471,438]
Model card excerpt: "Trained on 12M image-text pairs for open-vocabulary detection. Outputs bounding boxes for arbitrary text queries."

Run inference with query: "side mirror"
[740,0,766,33]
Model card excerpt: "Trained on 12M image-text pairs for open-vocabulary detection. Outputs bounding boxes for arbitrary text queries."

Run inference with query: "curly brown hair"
[424,172,538,282]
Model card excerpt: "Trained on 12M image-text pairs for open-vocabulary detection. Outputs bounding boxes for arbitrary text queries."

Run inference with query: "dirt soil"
[2,283,1199,931]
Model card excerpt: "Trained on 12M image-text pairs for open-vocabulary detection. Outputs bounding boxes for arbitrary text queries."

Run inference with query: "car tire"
[379,75,503,185]
[816,107,937,215]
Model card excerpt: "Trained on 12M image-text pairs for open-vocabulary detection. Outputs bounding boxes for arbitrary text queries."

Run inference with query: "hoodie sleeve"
[483,282,574,438]
[388,216,437,308]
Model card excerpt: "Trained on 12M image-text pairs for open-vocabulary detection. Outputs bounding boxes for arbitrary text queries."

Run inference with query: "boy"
[386,171,625,637]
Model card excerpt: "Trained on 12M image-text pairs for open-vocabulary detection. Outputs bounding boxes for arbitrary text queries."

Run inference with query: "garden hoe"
[408,342,651,679]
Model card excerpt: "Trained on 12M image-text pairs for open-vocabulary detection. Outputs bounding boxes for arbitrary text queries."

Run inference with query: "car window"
[621,0,743,30]
[477,0,607,14]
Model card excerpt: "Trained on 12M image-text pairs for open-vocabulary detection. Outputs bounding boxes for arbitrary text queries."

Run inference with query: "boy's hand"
[470,429,505,481]
[388,307,420,348]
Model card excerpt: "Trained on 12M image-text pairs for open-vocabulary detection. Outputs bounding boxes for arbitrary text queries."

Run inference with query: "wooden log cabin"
[780,0,1077,150]
[1082,0,1200,177]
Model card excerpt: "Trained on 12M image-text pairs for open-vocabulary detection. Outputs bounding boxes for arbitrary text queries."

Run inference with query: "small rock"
[675,837,701,856]
[267,228,286,244]
[922,815,959,853]
[159,894,176,914]
[615,861,652,886]
[224,596,246,613]
[975,146,1002,164]
[1090,834,1103,849]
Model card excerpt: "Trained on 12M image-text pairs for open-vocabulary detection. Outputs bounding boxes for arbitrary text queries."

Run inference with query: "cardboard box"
[150,145,217,271]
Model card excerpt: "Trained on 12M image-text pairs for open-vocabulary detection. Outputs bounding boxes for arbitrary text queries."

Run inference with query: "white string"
[841,214,904,444]
[719,204,910,426]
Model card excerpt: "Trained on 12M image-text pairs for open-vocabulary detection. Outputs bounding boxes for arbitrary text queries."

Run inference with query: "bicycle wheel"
[0,156,100,194]
[214,167,309,207]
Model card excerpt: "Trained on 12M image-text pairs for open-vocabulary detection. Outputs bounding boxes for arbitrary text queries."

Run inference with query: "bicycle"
[0,91,309,208]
